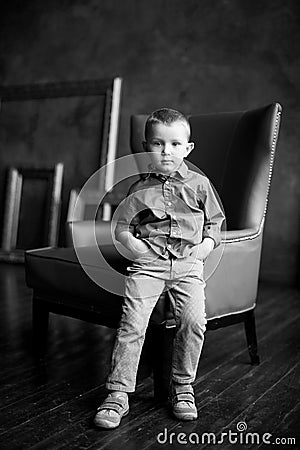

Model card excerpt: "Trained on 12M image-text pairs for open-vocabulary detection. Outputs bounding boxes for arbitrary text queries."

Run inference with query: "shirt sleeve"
[199,179,225,248]
[114,183,140,241]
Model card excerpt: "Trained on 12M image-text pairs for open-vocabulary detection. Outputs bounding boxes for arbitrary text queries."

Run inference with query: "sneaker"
[171,384,198,421]
[94,392,129,429]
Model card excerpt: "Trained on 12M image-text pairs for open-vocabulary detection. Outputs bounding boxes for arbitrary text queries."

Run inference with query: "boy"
[94,108,224,429]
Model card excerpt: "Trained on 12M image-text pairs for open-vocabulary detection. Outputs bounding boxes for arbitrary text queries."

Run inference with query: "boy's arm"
[202,178,225,248]
[194,179,225,259]
[113,183,150,258]
[114,183,137,242]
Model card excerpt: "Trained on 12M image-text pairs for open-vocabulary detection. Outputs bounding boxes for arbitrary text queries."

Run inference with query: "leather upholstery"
[26,246,127,316]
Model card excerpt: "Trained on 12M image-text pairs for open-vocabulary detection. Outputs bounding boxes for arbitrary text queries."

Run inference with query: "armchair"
[25,103,282,400]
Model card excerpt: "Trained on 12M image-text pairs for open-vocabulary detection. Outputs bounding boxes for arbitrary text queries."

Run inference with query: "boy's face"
[143,122,194,175]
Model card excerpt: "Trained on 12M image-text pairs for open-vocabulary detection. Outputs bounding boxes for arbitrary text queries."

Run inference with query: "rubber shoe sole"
[94,406,129,429]
[172,406,198,421]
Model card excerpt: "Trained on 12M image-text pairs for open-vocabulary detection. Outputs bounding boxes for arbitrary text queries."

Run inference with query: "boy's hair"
[145,108,191,140]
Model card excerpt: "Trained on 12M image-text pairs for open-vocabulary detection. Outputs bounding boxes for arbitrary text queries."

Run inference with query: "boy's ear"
[185,141,194,156]
[142,141,148,152]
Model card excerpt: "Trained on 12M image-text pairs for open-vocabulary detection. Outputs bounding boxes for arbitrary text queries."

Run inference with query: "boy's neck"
[151,161,184,177]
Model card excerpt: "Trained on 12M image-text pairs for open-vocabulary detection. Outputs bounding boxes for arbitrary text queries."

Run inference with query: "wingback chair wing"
[25,102,282,400]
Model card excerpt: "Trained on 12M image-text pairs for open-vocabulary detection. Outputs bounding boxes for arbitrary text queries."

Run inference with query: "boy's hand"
[117,231,151,259]
[191,238,215,261]
[131,237,150,258]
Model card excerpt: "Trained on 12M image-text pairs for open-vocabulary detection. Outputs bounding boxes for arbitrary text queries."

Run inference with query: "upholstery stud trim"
[222,105,282,244]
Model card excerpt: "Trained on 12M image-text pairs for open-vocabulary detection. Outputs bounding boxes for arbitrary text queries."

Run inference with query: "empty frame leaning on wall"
[0,77,123,244]
[0,163,64,262]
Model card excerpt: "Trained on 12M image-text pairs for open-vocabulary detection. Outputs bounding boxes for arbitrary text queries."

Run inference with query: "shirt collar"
[143,161,188,181]
[175,161,188,179]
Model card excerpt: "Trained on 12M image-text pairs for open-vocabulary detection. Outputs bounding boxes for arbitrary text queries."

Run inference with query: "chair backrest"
[130,103,282,231]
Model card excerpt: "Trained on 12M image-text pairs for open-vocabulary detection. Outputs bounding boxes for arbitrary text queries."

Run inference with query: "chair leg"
[150,325,176,402]
[32,295,49,361]
[244,310,260,365]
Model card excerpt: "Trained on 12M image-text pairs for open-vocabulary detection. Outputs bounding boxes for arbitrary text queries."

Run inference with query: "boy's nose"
[162,144,172,154]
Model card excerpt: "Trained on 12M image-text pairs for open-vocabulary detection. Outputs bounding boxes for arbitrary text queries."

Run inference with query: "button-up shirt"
[114,162,225,259]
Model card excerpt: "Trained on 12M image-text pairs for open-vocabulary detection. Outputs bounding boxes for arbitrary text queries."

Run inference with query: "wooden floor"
[0,264,299,450]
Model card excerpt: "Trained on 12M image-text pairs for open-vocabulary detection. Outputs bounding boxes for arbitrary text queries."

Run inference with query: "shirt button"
[165,180,169,184]
[167,244,172,248]
[167,202,172,206]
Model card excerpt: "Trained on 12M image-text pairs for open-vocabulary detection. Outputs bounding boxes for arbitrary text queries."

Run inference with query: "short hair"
[144,108,191,140]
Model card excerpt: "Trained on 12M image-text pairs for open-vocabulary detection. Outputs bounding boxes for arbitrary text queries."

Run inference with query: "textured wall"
[0,0,299,285]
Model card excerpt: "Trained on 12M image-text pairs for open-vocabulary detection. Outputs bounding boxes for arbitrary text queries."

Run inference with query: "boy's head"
[143,108,194,175]
[144,108,191,141]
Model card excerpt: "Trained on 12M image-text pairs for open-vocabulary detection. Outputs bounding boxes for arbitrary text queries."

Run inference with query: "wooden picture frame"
[0,163,63,262]
[66,187,126,222]
[0,77,122,242]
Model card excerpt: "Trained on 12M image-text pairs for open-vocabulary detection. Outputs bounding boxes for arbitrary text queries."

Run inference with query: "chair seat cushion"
[25,246,129,317]
[25,245,173,326]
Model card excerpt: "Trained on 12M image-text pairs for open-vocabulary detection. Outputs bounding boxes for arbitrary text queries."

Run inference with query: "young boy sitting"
[94,108,225,429]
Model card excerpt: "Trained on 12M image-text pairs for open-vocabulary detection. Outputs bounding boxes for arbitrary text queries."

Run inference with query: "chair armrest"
[66,220,114,247]
[221,226,263,243]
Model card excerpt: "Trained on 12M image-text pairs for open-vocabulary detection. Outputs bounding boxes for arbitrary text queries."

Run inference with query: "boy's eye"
[151,141,161,146]
[172,142,181,147]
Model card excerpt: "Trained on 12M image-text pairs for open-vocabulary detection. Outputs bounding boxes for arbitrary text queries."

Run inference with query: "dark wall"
[0,0,299,285]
